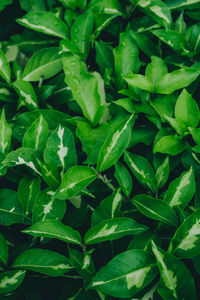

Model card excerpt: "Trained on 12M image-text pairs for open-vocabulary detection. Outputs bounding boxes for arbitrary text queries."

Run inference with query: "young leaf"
[22,115,49,150]
[84,217,148,245]
[0,234,8,268]
[36,160,60,188]
[153,135,187,156]
[175,89,200,128]
[69,248,95,277]
[22,219,82,245]
[152,241,196,300]
[44,125,77,171]
[124,74,152,92]
[32,188,66,223]
[155,156,170,189]
[89,249,158,298]
[124,151,157,193]
[62,53,106,125]
[91,189,122,226]
[0,110,12,156]
[23,47,63,81]
[114,161,133,197]
[18,176,41,216]
[113,30,140,88]
[145,56,168,92]
[169,208,200,258]
[53,166,96,200]
[0,270,26,295]
[164,167,195,208]
[0,49,11,83]
[97,114,135,172]
[13,249,73,277]
[13,80,39,110]
[131,194,178,227]
[16,12,69,39]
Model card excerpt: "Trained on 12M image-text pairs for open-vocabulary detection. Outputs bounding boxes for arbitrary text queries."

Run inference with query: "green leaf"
[97,115,135,172]
[89,249,158,298]
[32,188,66,223]
[18,176,41,216]
[88,0,123,15]
[175,89,200,128]
[132,194,178,227]
[175,11,186,33]
[186,24,200,53]
[0,189,30,226]
[0,0,13,12]
[54,166,96,200]
[166,0,200,10]
[71,10,94,60]
[13,80,39,111]
[0,270,26,295]
[155,68,200,94]
[113,30,140,88]
[85,217,147,245]
[22,219,82,245]
[22,47,63,82]
[13,249,73,277]
[22,115,49,150]
[95,41,114,75]
[153,135,187,156]
[189,127,200,144]
[69,248,95,277]
[155,156,170,189]
[124,74,152,92]
[114,161,133,196]
[164,167,195,208]
[36,160,60,188]
[0,110,12,156]
[0,234,8,269]
[124,151,157,193]
[169,208,200,258]
[76,120,110,165]
[130,31,160,57]
[152,241,196,300]
[0,49,11,83]
[91,188,122,226]
[62,53,106,125]
[16,12,69,39]
[136,0,172,28]
[145,56,168,92]
[44,125,77,171]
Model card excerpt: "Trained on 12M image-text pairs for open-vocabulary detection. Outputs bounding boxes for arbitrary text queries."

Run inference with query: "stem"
[98,173,116,191]
[38,75,44,88]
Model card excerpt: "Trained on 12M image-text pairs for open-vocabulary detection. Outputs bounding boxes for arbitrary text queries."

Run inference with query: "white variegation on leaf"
[0,269,26,295]
[0,49,11,83]
[0,110,12,156]
[13,80,38,111]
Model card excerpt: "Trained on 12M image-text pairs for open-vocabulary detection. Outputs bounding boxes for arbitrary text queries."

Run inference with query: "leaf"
[164,167,195,208]
[166,0,200,10]
[0,270,26,295]
[69,248,95,277]
[22,219,82,245]
[0,189,30,226]
[175,11,186,33]
[124,74,152,92]
[145,56,168,92]
[13,80,39,111]
[97,115,135,172]
[113,30,140,88]
[0,49,11,83]
[169,208,200,258]
[62,53,106,125]
[53,166,96,200]
[131,194,178,227]
[152,241,196,300]
[88,0,123,15]
[189,127,200,144]
[32,188,66,223]
[95,40,114,75]
[22,115,49,150]
[130,31,159,57]
[155,68,200,94]
[76,120,110,164]
[186,24,200,53]
[13,249,73,277]
[136,0,172,28]
[2,147,41,175]
[114,161,133,196]
[36,160,60,188]
[155,156,170,189]
[0,0,13,12]
[71,10,94,60]
[89,249,158,298]
[91,189,122,226]
[0,234,8,269]
[16,12,69,39]
[175,89,200,128]
[124,151,157,193]
[84,217,148,245]
[0,110,12,156]
[22,47,63,81]
[18,176,41,216]
[44,125,77,171]
[153,135,187,156]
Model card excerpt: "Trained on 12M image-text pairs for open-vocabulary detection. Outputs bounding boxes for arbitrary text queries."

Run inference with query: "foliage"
[0,0,200,299]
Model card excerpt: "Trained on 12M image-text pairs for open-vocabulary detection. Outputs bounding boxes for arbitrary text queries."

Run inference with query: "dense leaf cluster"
[1,0,200,299]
